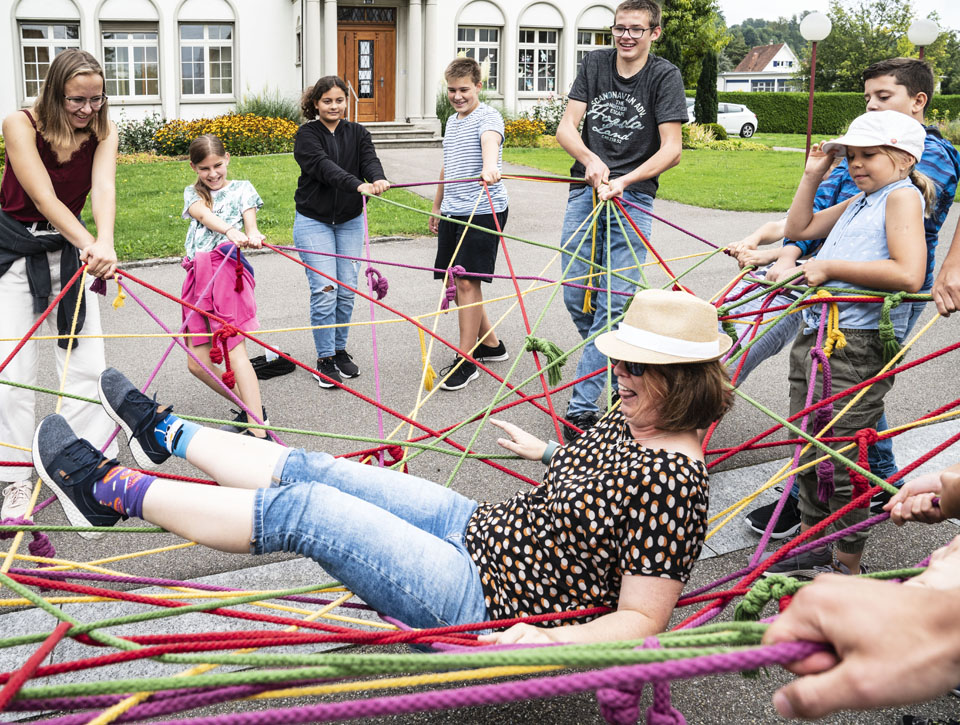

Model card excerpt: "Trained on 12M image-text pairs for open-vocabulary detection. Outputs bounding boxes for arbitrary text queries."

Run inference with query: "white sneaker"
[1,480,34,520]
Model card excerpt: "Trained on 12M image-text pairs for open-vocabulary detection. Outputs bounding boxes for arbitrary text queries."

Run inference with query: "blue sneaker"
[32,415,122,539]
[98,368,171,468]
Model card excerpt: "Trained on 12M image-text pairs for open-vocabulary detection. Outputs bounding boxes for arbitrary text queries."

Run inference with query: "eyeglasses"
[610,359,647,377]
[63,95,107,110]
[610,25,657,38]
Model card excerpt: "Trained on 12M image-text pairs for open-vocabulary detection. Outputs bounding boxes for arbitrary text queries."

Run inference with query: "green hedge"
[686,90,960,134]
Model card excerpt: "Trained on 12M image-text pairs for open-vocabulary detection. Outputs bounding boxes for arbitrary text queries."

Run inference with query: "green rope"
[523,335,567,386]
[878,291,905,363]
[734,574,803,622]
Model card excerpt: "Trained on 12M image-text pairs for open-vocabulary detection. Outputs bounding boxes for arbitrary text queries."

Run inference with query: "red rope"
[0,621,71,708]
[611,197,691,294]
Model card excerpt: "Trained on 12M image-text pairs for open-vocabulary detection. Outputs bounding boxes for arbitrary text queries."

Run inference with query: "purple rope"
[619,198,720,249]
[361,197,386,464]
[275,245,633,298]
[99,641,824,725]
[441,265,465,310]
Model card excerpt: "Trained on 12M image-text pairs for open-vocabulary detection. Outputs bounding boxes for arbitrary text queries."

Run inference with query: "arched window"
[456,1,505,92]
[518,3,563,94]
[15,0,81,100]
[576,5,613,67]
[100,0,160,99]
[178,0,235,97]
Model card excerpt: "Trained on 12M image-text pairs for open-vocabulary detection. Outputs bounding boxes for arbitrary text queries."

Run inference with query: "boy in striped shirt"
[429,57,510,391]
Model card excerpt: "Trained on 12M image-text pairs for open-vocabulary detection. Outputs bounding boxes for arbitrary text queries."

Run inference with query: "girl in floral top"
[180,134,268,438]
[34,290,733,646]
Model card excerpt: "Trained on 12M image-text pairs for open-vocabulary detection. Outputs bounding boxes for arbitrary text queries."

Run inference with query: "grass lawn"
[751,132,831,149]
[504,147,807,212]
[78,154,432,261]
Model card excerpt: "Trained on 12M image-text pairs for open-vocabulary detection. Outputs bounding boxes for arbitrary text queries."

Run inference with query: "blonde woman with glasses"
[0,48,119,522]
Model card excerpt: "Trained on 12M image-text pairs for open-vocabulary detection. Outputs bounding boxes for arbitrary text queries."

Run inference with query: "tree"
[694,49,718,123]
[657,0,729,86]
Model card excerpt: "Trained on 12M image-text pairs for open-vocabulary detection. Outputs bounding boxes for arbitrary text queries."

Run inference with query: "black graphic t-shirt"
[568,50,688,198]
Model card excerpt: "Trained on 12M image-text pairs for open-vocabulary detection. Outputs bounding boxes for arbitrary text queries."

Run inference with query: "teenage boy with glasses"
[555,0,687,443]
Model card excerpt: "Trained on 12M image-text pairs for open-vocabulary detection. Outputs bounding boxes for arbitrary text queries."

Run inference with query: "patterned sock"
[153,412,200,458]
[92,465,157,519]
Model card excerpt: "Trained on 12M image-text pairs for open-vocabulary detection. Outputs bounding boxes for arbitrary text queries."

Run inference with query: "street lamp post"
[800,12,832,159]
[908,18,940,60]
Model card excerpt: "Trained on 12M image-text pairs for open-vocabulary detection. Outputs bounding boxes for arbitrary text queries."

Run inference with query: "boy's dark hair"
[445,57,481,85]
[862,58,934,113]
[615,0,662,28]
[300,75,349,120]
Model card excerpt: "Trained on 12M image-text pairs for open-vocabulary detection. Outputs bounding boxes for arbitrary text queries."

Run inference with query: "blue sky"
[718,1,957,34]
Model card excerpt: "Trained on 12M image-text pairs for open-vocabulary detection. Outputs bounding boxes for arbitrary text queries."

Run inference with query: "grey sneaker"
[759,543,832,578]
[98,368,171,468]
[812,559,869,576]
[1,480,33,520]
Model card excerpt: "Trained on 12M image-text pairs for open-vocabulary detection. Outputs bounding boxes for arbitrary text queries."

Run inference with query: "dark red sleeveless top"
[0,110,99,222]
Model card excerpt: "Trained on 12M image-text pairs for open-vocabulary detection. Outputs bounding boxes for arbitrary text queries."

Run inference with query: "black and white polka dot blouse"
[463,411,709,623]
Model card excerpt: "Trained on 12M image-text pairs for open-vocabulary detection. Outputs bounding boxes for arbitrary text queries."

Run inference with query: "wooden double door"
[338,25,396,123]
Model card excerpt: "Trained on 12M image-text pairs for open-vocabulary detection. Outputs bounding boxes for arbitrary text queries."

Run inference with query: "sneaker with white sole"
[311,357,343,389]
[1,480,34,520]
[439,357,479,391]
[98,368,171,468]
[759,543,832,578]
[333,349,360,378]
[219,406,269,436]
[474,340,508,362]
[32,415,122,539]
[745,493,802,539]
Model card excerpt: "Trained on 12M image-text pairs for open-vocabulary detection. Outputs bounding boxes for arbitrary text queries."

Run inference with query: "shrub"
[116,111,165,154]
[705,139,769,151]
[154,114,298,157]
[702,122,727,140]
[526,93,567,136]
[681,123,716,149]
[936,118,960,146]
[234,87,301,124]
[117,152,179,165]
[694,50,718,124]
[436,85,455,136]
[504,118,545,147]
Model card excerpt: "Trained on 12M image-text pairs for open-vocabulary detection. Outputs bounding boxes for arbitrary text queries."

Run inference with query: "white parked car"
[686,98,759,138]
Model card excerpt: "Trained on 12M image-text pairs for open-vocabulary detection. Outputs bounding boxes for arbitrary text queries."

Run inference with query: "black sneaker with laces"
[474,340,509,362]
[334,349,360,378]
[439,357,479,391]
[250,353,296,380]
[870,486,897,514]
[98,368,171,468]
[312,357,343,389]
[32,414,123,539]
[219,406,269,436]
[745,493,802,539]
[562,411,599,444]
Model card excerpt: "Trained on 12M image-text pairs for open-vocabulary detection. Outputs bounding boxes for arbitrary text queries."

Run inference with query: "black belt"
[21,220,59,234]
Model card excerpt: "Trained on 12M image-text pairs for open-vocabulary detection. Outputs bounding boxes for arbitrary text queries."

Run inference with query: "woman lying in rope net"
[31,288,732,645]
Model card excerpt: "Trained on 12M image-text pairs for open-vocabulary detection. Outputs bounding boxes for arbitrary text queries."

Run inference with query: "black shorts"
[434,209,508,283]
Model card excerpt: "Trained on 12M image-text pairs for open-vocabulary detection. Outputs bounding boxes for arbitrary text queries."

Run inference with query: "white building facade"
[718,42,800,93]
[2,0,618,128]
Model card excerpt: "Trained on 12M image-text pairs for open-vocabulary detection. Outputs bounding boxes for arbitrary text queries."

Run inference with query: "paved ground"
[3,147,960,723]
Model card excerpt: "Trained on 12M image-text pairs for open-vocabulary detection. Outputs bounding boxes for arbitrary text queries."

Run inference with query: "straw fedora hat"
[595,289,732,365]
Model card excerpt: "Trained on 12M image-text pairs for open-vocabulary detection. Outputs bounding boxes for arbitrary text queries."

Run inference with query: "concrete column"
[560,20,575,94]
[304,0,322,83]
[323,0,338,74]
[406,0,423,121]
[500,15,517,116]
[422,0,438,119]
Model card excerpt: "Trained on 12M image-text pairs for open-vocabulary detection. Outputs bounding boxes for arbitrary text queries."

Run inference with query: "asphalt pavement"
[2,147,959,723]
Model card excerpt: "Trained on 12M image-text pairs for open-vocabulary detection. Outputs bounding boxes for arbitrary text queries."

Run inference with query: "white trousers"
[0,251,118,482]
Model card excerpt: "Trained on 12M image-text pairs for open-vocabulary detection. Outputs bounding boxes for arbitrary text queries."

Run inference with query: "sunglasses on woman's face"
[609,359,647,377]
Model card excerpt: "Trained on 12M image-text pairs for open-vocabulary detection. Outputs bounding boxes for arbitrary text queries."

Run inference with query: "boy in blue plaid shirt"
[726,58,960,538]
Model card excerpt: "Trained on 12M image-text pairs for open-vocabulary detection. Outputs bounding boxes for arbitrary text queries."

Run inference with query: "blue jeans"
[252,448,489,629]
[293,212,364,358]
[560,187,652,416]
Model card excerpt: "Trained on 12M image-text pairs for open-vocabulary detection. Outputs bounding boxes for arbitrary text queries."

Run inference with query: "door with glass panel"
[337,27,396,122]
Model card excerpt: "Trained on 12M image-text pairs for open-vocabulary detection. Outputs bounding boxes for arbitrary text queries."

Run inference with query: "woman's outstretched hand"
[489,418,548,461]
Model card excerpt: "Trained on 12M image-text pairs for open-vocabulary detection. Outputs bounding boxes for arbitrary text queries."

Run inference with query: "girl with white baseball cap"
[763,109,934,579]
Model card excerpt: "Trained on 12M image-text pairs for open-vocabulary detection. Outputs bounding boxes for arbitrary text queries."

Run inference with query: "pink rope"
[361,197,386,463]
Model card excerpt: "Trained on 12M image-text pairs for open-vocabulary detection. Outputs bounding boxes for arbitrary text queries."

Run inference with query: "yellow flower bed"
[504,117,546,148]
[154,113,298,157]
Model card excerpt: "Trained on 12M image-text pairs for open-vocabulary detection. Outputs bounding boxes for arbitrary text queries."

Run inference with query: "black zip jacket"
[293,119,386,224]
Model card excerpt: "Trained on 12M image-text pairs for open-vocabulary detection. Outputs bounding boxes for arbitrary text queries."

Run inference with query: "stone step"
[372,136,442,149]
[366,128,438,140]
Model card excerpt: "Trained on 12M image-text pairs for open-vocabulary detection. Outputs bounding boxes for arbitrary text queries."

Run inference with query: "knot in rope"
[365,267,389,299]
[815,290,846,358]
[417,328,437,391]
[89,277,107,295]
[597,687,641,725]
[209,325,240,388]
[850,428,880,505]
[440,266,466,310]
[879,291,905,363]
[523,335,566,386]
[734,574,802,622]
[111,275,126,310]
[0,517,56,568]
[643,637,686,725]
[809,346,837,501]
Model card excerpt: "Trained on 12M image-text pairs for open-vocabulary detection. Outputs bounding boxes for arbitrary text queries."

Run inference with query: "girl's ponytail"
[188,134,228,210]
[910,169,936,218]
